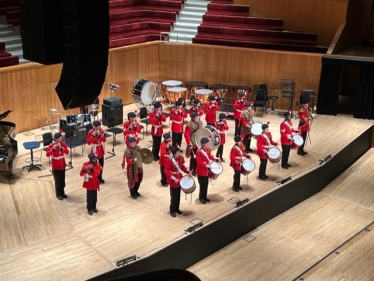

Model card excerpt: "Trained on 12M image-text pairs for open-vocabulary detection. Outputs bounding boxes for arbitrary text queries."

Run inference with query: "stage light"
[236,198,250,208]
[116,255,137,267]
[280,176,292,184]
[108,83,120,91]
[185,222,203,233]
[324,154,332,162]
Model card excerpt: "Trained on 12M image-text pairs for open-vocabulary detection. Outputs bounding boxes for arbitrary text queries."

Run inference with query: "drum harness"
[234,144,251,185]
[171,156,193,204]
[200,148,220,186]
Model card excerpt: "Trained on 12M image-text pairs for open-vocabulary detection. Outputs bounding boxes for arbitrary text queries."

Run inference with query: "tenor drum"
[209,162,223,179]
[194,89,213,105]
[241,159,255,175]
[180,175,196,194]
[132,79,157,105]
[66,114,77,124]
[250,122,263,139]
[195,125,220,151]
[267,147,282,164]
[166,87,188,104]
[291,134,304,149]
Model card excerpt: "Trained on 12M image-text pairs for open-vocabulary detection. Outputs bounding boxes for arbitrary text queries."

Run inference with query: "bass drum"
[180,175,196,194]
[195,125,220,151]
[132,79,157,105]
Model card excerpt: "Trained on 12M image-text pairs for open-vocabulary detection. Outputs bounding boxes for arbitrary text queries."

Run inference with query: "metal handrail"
[159,32,187,43]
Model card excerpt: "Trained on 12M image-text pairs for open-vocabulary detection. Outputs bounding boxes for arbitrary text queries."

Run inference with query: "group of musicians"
[46,93,314,217]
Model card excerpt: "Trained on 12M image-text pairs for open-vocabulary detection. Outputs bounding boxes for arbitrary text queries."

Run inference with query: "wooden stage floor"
[0,104,373,280]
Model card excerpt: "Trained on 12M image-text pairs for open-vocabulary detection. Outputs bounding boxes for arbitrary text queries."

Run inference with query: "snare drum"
[241,159,255,176]
[250,122,263,139]
[195,125,220,151]
[291,134,304,149]
[66,114,77,124]
[194,89,213,105]
[209,162,223,179]
[132,79,157,105]
[180,175,196,194]
[267,147,282,163]
[166,87,188,104]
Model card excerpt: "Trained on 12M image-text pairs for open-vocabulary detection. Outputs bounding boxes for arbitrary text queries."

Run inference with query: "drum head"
[268,147,281,159]
[209,162,223,174]
[242,159,255,171]
[141,81,156,105]
[251,122,263,136]
[292,135,304,146]
[167,87,187,93]
[195,125,220,151]
[180,176,196,194]
[194,89,213,95]
[162,80,183,87]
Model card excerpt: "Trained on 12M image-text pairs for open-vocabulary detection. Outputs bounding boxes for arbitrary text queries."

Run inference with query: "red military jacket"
[170,108,187,133]
[215,120,229,145]
[159,141,172,166]
[164,155,189,188]
[149,111,166,136]
[298,107,311,132]
[87,129,106,159]
[204,102,220,124]
[232,98,246,120]
[123,120,141,146]
[230,143,246,171]
[46,142,69,170]
[196,147,215,176]
[280,120,296,145]
[189,106,204,118]
[80,161,101,191]
[256,132,276,159]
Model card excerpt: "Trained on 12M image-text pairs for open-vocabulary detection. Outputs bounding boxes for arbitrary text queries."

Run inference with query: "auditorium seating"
[0,0,19,14]
[5,10,20,27]
[206,2,249,16]
[0,50,11,58]
[110,34,159,48]
[110,22,171,41]
[109,0,183,13]
[0,55,19,67]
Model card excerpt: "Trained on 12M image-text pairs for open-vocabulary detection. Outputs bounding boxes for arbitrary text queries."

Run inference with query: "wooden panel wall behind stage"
[159,44,323,107]
[236,0,349,47]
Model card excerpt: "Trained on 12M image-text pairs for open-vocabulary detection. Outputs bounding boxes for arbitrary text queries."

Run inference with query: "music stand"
[106,115,123,159]
[64,125,75,170]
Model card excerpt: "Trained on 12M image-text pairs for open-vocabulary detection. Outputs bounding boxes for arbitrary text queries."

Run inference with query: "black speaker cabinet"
[55,0,109,109]
[102,104,123,127]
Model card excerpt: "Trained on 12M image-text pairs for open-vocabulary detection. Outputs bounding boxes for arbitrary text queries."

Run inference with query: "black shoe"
[297,151,305,156]
[131,194,137,199]
[136,192,141,197]
[233,187,240,192]
[63,194,68,199]
[88,210,93,215]
[304,151,308,155]
[170,212,176,218]
[99,179,105,184]
[264,175,269,179]
[259,176,267,180]
[199,199,206,204]
[176,210,182,215]
[220,158,225,162]
[162,183,168,187]
[245,149,250,153]
[287,163,292,167]
[92,208,98,213]
[281,165,289,169]
[248,148,253,152]
[57,196,63,200]
[154,157,158,161]
[238,186,244,190]
[205,198,211,202]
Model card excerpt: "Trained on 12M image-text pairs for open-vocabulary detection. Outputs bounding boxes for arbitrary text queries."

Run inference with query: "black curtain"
[317,63,342,115]
[354,67,374,119]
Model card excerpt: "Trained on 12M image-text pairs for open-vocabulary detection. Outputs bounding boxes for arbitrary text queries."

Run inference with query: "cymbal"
[140,148,153,164]
[87,104,99,111]
[49,108,61,113]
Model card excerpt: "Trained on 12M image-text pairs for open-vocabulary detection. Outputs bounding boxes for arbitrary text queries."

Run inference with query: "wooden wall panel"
[236,0,349,47]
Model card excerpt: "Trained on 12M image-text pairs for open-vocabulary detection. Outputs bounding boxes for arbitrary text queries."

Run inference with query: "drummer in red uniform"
[215,113,229,162]
[46,132,69,200]
[170,99,187,148]
[189,99,204,118]
[230,135,251,192]
[123,112,141,146]
[232,92,246,136]
[298,102,313,156]
[149,102,167,161]
[87,120,106,184]
[240,101,255,153]
[164,146,190,218]
[280,111,298,168]
[204,96,220,126]
[184,111,203,176]
[159,133,172,187]
[196,137,216,204]
[80,153,102,215]
[256,123,277,180]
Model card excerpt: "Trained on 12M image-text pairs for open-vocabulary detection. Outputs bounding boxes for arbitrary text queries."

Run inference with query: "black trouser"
[233,169,241,189]
[189,147,197,172]
[152,135,161,159]
[170,186,181,213]
[98,157,104,181]
[53,169,66,197]
[216,144,224,160]
[160,165,167,185]
[130,181,141,196]
[281,144,291,166]
[235,119,242,137]
[172,132,183,148]
[207,123,215,127]
[259,158,268,177]
[198,175,209,200]
[299,131,308,152]
[87,189,97,211]
[243,134,251,150]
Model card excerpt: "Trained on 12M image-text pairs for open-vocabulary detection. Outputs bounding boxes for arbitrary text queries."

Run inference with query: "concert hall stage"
[0,106,372,280]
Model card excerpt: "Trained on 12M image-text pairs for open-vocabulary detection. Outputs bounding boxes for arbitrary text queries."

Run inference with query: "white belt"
[219,131,225,134]
[153,125,161,134]
[173,121,182,124]
[169,171,179,174]
[236,109,243,113]
[52,156,64,160]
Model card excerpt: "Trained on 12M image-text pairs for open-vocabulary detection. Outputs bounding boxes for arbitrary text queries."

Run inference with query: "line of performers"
[45,94,313,217]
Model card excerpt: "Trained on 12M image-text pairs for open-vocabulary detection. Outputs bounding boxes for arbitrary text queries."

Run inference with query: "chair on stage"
[65,125,86,156]
[139,107,149,138]
[253,88,268,117]
[107,115,123,146]
[22,141,42,172]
